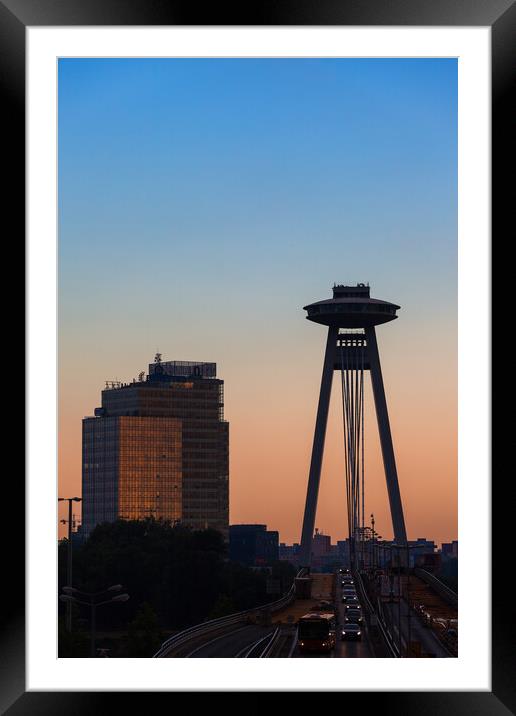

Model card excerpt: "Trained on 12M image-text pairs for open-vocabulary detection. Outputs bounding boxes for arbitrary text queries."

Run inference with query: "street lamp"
[370,514,376,570]
[58,496,82,632]
[60,585,130,657]
[375,536,383,570]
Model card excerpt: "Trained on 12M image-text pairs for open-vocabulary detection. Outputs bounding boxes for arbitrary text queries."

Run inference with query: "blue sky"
[59,58,457,305]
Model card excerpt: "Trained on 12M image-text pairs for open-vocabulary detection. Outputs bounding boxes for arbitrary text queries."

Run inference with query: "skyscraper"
[81,356,229,537]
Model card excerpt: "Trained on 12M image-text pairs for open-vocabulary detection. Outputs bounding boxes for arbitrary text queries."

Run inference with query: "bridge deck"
[272,599,318,624]
[272,572,336,624]
[310,573,336,601]
[405,575,457,621]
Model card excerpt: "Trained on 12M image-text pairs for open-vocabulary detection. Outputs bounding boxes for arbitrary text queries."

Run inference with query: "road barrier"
[355,569,399,657]
[154,569,306,658]
[414,568,458,607]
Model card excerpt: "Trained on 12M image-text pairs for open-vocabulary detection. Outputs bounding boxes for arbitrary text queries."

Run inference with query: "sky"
[58,58,457,546]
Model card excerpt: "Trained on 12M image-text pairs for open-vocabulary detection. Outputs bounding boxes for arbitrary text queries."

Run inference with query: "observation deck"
[303,284,400,328]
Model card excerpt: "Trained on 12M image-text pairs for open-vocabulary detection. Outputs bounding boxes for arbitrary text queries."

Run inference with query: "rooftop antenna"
[138,371,145,382]
[155,352,162,364]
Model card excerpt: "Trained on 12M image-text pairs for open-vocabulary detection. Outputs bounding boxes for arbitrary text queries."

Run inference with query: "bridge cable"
[340,334,366,570]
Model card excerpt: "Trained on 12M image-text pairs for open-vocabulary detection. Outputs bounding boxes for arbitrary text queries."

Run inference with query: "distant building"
[311,529,332,558]
[278,534,444,573]
[229,524,279,566]
[337,539,351,567]
[362,537,436,569]
[441,540,458,560]
[81,355,229,538]
[409,538,436,567]
[279,542,300,565]
[440,540,458,577]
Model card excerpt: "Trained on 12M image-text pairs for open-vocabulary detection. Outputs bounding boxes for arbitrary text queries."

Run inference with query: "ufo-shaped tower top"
[303,283,400,328]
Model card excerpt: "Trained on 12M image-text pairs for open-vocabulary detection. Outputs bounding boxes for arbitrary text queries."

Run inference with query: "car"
[344,610,363,624]
[342,595,359,604]
[345,603,361,610]
[341,589,357,596]
[339,568,351,575]
[341,579,354,586]
[341,623,362,641]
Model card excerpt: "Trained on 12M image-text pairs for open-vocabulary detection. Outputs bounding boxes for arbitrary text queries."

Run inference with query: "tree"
[58,519,292,656]
[123,602,163,657]
[208,595,236,620]
[57,617,89,657]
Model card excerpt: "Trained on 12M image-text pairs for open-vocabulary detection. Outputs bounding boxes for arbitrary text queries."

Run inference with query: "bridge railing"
[354,569,400,658]
[414,568,458,607]
[153,568,306,658]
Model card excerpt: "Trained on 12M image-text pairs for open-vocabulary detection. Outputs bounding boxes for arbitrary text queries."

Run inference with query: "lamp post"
[389,542,403,658]
[370,514,376,571]
[58,496,82,631]
[396,543,402,656]
[375,536,383,570]
[405,541,413,656]
[380,540,419,657]
[60,585,129,657]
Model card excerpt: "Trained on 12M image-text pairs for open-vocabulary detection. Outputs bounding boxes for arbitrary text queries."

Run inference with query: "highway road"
[334,588,373,658]
[158,569,452,658]
[295,573,373,658]
[162,570,449,658]
[180,624,276,658]
[383,598,452,658]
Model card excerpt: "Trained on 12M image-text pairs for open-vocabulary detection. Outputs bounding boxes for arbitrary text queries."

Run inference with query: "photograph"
[4,0,507,704]
[57,56,459,661]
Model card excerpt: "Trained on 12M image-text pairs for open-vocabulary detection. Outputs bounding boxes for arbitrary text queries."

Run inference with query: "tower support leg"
[365,326,407,545]
[299,326,338,567]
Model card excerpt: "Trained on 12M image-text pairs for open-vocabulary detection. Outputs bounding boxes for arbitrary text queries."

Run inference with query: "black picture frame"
[5,0,510,710]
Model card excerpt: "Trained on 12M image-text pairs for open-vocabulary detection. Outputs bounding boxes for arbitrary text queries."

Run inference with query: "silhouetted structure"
[441,540,458,560]
[229,524,279,566]
[300,284,407,568]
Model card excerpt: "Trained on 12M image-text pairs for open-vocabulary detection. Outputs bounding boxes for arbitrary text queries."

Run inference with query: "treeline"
[58,519,295,657]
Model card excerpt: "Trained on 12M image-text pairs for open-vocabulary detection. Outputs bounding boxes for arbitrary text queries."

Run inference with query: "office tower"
[82,356,229,537]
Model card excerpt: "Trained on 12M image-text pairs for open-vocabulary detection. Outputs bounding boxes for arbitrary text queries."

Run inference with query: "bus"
[297,612,336,653]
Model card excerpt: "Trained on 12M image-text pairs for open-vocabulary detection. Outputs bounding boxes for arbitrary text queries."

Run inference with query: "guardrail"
[375,597,401,657]
[414,568,458,607]
[354,569,399,658]
[154,569,306,658]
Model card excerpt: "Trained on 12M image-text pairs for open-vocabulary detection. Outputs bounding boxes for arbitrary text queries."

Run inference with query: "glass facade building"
[82,359,229,537]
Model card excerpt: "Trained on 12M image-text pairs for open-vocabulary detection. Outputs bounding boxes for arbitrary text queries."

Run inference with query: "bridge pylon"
[299,284,407,569]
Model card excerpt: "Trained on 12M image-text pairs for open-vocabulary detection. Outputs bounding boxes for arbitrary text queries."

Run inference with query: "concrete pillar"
[299,326,338,567]
[365,326,407,544]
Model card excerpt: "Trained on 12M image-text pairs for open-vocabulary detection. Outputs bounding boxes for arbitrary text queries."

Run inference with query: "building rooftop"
[103,356,219,391]
[149,359,217,379]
